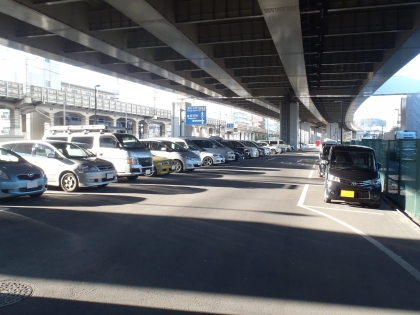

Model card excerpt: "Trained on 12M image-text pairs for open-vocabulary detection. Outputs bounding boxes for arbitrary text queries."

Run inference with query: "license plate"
[341,190,355,198]
[145,169,151,175]
[106,173,113,179]
[27,180,38,189]
[171,166,176,170]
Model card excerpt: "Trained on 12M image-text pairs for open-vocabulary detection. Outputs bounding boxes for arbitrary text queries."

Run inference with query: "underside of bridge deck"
[0,0,420,130]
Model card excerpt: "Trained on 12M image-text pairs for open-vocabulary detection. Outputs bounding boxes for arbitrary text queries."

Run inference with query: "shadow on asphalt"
[1,207,420,313]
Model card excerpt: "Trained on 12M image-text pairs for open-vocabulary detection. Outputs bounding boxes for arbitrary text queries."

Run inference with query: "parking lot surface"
[1,150,420,315]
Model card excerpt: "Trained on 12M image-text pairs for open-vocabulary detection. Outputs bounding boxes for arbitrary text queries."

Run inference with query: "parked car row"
[0,125,296,198]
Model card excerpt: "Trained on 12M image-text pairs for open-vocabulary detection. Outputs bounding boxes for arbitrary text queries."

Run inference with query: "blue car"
[0,148,47,198]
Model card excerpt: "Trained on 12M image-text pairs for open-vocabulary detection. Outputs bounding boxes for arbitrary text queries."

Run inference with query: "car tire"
[61,172,79,192]
[324,189,331,203]
[271,149,276,155]
[29,192,44,198]
[202,156,214,166]
[370,200,381,209]
[174,160,183,173]
[126,176,138,180]
[145,169,156,177]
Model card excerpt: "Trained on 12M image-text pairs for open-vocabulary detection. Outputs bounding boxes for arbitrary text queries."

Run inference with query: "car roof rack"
[45,125,126,135]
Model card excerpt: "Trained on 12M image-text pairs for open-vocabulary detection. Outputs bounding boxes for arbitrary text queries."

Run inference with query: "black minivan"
[324,145,382,208]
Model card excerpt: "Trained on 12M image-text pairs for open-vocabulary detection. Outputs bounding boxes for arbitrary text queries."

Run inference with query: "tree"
[389,126,400,132]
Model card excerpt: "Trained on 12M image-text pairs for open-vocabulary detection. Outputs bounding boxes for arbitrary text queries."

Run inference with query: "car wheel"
[174,159,183,173]
[61,172,79,192]
[29,192,44,198]
[202,156,214,166]
[271,149,276,154]
[324,189,331,203]
[145,169,156,177]
[370,200,381,209]
[126,176,138,180]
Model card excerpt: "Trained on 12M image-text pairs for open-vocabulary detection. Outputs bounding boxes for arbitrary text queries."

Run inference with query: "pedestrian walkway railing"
[361,139,420,220]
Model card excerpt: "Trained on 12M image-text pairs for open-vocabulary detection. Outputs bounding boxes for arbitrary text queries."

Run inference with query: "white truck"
[383,131,417,140]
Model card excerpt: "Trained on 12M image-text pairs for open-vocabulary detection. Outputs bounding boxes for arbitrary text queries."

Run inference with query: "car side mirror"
[161,147,166,151]
[47,153,55,159]
[377,162,381,170]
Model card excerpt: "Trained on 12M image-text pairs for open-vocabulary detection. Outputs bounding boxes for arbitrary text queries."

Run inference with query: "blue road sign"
[185,106,207,125]
[226,123,234,128]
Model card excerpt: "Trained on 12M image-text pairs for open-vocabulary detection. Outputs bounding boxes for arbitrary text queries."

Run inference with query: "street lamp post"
[94,85,100,124]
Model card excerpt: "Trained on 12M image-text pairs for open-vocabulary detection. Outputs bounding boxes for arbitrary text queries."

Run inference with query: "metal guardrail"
[0,80,24,99]
[361,139,420,221]
[0,80,171,120]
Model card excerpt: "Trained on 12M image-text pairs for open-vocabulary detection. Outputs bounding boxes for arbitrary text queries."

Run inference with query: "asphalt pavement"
[1,149,420,315]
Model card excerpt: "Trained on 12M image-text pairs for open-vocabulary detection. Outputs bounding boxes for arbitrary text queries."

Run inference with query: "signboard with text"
[185,106,207,125]
[226,123,234,128]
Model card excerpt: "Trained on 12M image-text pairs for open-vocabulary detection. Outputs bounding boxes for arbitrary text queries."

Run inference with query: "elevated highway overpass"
[0,0,420,135]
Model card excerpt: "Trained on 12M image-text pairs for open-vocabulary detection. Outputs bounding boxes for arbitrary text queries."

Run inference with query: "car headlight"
[212,154,218,157]
[157,162,163,166]
[329,175,340,182]
[0,170,10,179]
[370,178,381,185]
[127,157,138,164]
[79,164,100,172]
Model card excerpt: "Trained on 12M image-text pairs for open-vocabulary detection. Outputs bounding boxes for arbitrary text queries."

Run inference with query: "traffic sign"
[185,106,207,125]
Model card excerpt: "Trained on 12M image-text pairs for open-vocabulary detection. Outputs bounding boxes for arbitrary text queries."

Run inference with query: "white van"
[43,125,153,180]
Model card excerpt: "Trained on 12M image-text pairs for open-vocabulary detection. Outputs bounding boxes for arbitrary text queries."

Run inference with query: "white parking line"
[298,184,420,281]
[309,205,384,215]
[308,170,313,179]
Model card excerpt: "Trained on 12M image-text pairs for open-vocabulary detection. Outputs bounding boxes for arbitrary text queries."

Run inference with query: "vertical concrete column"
[8,109,22,136]
[49,112,55,127]
[326,123,339,141]
[299,122,311,144]
[142,121,149,139]
[289,102,299,149]
[131,118,138,136]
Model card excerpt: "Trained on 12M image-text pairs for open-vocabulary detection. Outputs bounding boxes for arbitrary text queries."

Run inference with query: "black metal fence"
[359,139,420,220]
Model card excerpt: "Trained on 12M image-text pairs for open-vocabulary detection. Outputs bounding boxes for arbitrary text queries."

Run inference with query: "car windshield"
[50,142,92,159]
[114,134,147,149]
[161,141,189,152]
[330,149,376,170]
[243,141,256,147]
[184,141,201,151]
[210,140,225,148]
[0,148,24,163]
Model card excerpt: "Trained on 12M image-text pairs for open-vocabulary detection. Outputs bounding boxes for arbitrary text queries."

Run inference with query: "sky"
[1,44,419,131]
[353,54,420,131]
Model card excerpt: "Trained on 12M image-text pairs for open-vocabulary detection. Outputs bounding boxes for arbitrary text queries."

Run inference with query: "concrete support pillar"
[172,101,190,137]
[326,123,339,142]
[8,109,22,136]
[289,102,299,149]
[299,122,311,144]
[280,101,299,148]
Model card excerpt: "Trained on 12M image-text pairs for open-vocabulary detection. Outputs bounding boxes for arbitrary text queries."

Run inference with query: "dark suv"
[324,145,382,208]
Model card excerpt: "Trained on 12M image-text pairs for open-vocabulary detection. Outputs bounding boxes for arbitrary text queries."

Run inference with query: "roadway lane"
[1,149,420,315]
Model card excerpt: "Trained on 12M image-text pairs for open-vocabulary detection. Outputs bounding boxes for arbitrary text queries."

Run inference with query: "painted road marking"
[298,184,420,282]
[308,205,384,215]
